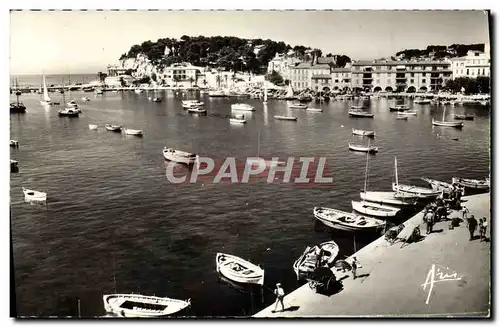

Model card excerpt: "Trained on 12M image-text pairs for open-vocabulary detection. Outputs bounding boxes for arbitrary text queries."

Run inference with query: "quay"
[254,193,491,317]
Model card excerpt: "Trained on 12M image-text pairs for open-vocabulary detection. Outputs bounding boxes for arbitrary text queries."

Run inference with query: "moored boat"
[231,103,255,111]
[105,124,122,132]
[58,108,80,117]
[351,201,400,218]
[182,100,204,109]
[396,114,408,120]
[348,143,378,153]
[352,128,375,137]
[313,207,386,231]
[229,117,246,124]
[398,110,418,116]
[293,241,339,279]
[187,107,207,114]
[350,105,366,109]
[163,147,197,165]
[414,98,431,104]
[216,253,264,285]
[152,97,162,102]
[208,90,226,97]
[360,191,418,206]
[103,294,191,317]
[348,109,374,118]
[454,114,474,120]
[432,107,463,128]
[306,107,323,112]
[452,177,490,190]
[274,115,297,121]
[22,187,47,203]
[288,103,308,109]
[389,105,410,111]
[421,177,464,194]
[89,124,98,130]
[10,159,19,173]
[10,140,19,147]
[123,128,143,136]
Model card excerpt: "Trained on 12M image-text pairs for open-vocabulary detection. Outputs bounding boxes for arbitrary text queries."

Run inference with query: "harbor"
[10,87,490,317]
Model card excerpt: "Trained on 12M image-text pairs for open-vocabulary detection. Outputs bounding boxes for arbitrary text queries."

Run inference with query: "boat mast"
[257,130,260,157]
[15,78,20,105]
[363,152,369,202]
[394,156,399,187]
[442,106,446,122]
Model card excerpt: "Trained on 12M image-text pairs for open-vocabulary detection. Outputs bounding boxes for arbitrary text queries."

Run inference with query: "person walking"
[351,257,359,280]
[467,215,478,241]
[425,210,434,234]
[462,206,469,219]
[272,283,285,313]
[480,217,488,242]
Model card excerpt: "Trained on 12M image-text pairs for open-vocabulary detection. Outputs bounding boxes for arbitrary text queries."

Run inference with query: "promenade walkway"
[255,193,490,317]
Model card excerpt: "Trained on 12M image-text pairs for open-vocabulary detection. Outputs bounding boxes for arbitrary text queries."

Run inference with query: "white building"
[450,50,490,79]
[104,75,135,87]
[159,63,206,88]
[267,53,301,81]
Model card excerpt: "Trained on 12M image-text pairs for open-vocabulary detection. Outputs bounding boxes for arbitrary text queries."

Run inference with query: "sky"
[9,10,490,75]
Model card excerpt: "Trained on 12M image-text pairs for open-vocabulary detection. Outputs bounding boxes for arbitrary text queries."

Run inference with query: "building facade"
[159,63,206,87]
[267,53,301,81]
[450,50,490,79]
[350,59,453,92]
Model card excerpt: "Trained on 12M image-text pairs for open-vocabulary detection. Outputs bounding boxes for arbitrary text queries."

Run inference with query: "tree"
[151,73,157,82]
[97,72,107,82]
[125,69,135,76]
[119,77,126,87]
[265,70,284,86]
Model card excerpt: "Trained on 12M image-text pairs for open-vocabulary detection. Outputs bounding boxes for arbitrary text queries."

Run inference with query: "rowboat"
[398,111,417,116]
[288,103,308,109]
[348,143,378,153]
[348,110,374,118]
[103,294,190,317]
[454,114,474,120]
[274,115,297,121]
[350,105,366,109]
[452,177,490,190]
[293,241,339,279]
[11,160,19,173]
[231,103,255,111]
[105,124,122,132]
[163,147,197,165]
[88,124,98,130]
[389,105,410,111]
[360,191,418,206]
[432,107,463,128]
[313,207,386,231]
[229,117,246,124]
[391,157,441,198]
[22,187,47,203]
[421,177,464,195]
[58,108,80,117]
[216,253,264,285]
[182,100,204,109]
[396,114,408,120]
[306,108,323,112]
[351,201,400,218]
[414,99,431,104]
[10,140,19,147]
[152,97,162,102]
[123,128,144,136]
[352,128,375,137]
[187,107,207,114]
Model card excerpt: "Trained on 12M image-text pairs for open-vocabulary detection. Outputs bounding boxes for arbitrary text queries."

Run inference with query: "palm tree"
[216,75,222,89]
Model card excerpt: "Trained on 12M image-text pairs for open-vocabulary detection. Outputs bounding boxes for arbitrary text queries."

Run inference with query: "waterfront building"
[104,75,135,87]
[159,63,207,88]
[290,56,335,91]
[450,50,490,79]
[351,59,453,92]
[330,68,352,91]
[267,53,301,81]
[107,64,129,77]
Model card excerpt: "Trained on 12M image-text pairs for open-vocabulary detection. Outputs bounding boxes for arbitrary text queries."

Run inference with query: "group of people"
[422,196,449,234]
[464,210,489,242]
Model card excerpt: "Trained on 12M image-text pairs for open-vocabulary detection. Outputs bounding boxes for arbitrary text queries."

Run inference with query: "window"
[411,73,415,77]
[483,68,485,75]
[410,79,414,83]
[422,73,426,76]
[335,79,339,83]
[422,79,426,83]
[466,69,469,75]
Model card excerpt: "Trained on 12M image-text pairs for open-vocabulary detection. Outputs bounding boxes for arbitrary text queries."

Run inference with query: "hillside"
[395,43,485,60]
[119,35,351,74]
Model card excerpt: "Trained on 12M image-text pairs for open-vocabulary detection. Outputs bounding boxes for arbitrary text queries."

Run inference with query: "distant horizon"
[10,10,490,75]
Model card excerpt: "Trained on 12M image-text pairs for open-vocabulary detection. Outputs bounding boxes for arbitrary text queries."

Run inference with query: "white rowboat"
[360,191,417,206]
[231,103,255,111]
[89,124,98,130]
[293,241,339,279]
[216,253,264,285]
[313,207,386,231]
[105,124,122,132]
[352,128,375,137]
[351,201,400,218]
[163,147,197,165]
[274,115,297,121]
[123,128,143,136]
[22,187,47,203]
[306,108,323,112]
[288,103,308,109]
[348,143,378,153]
[103,294,190,317]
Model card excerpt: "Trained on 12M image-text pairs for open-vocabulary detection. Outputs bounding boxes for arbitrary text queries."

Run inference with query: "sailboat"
[391,157,441,198]
[284,84,295,100]
[352,152,400,218]
[40,73,52,106]
[432,106,464,128]
[10,78,27,113]
[58,87,80,117]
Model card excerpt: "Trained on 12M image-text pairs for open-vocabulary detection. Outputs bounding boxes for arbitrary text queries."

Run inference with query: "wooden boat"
[293,241,339,279]
[352,128,375,137]
[350,105,366,109]
[360,191,417,206]
[288,103,308,109]
[231,103,255,111]
[348,143,378,153]
[67,100,78,108]
[81,97,90,102]
[229,117,246,124]
[396,114,408,120]
[216,253,264,285]
[392,157,441,198]
[163,147,197,165]
[398,110,418,116]
[10,102,27,113]
[123,128,143,136]
[58,108,80,117]
[187,107,207,114]
[414,98,431,104]
[152,97,162,102]
[348,110,374,118]
[351,201,400,218]
[274,115,297,121]
[432,107,463,128]
[11,160,19,173]
[454,114,474,120]
[105,124,122,132]
[22,187,47,203]
[103,294,190,317]
[389,105,410,111]
[306,108,323,112]
[182,100,204,109]
[10,140,19,147]
[88,124,98,130]
[452,177,490,190]
[313,207,386,231]
[421,177,464,195]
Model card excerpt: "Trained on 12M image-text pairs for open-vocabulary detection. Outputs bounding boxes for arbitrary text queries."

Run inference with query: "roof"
[291,62,331,69]
[317,57,336,64]
[352,60,451,66]
[331,68,351,72]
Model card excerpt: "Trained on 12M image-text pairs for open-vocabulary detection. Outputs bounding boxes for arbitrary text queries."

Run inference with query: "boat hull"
[392,183,441,198]
[349,112,374,118]
[274,116,297,121]
[360,191,417,206]
[348,143,378,153]
[216,253,264,285]
[352,129,375,137]
[163,149,197,165]
[432,119,464,128]
[313,207,386,231]
[351,200,400,218]
[103,294,190,317]
[452,177,490,190]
